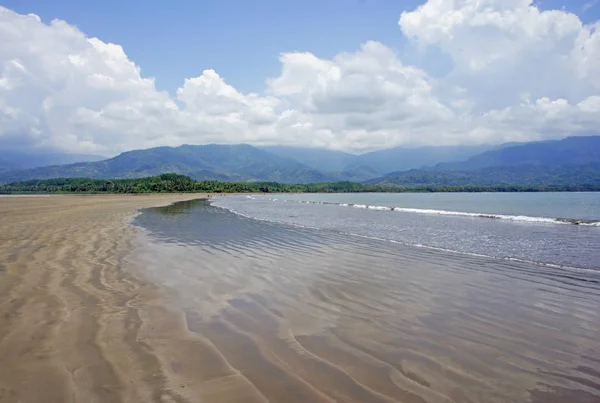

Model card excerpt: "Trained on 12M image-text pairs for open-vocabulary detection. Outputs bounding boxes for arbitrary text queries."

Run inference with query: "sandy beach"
[2,195,600,403]
[0,195,216,403]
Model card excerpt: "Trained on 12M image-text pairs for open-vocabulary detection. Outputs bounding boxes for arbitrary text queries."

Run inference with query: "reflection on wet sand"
[133,200,600,403]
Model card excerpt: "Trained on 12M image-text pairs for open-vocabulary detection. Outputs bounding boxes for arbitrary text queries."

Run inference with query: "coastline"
[2,194,599,403]
[132,198,600,403]
[0,194,216,403]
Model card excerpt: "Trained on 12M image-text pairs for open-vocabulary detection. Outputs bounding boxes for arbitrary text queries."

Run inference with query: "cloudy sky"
[1,0,599,155]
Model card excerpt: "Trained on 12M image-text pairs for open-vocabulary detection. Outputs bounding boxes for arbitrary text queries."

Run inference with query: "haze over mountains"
[0,136,599,187]
[434,136,600,171]
[261,144,496,174]
[370,136,600,187]
[0,152,105,173]
[1,142,498,184]
[0,145,334,185]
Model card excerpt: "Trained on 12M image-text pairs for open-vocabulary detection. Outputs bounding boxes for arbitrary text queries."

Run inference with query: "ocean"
[133,193,600,403]
[213,192,600,270]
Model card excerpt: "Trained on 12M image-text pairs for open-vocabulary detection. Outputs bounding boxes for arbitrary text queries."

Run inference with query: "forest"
[1,173,599,194]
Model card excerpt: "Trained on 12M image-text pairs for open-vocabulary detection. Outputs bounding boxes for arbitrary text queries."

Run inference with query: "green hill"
[0,151,105,171]
[0,144,335,184]
[3,136,599,186]
[369,163,600,188]
[262,144,498,174]
[435,136,600,171]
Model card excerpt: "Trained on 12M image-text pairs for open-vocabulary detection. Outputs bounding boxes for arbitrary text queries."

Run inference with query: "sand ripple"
[2,196,600,403]
[0,195,212,403]
[133,200,600,403]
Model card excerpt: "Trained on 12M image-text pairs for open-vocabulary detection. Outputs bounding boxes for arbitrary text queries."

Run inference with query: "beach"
[0,195,214,403]
[1,195,600,403]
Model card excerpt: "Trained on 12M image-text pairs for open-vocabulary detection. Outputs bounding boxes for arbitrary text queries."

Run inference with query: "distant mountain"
[262,144,499,174]
[260,146,356,173]
[369,164,600,188]
[368,136,600,188]
[0,159,18,173]
[352,144,498,173]
[0,144,507,183]
[0,151,105,171]
[435,136,600,171]
[4,136,598,186]
[340,165,380,180]
[0,144,335,184]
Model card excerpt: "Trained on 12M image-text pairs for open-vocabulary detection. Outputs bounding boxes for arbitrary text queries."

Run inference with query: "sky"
[0,0,599,156]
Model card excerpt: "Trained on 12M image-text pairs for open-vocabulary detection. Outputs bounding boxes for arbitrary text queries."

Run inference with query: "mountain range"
[0,143,491,184]
[433,136,600,171]
[0,151,105,173]
[0,144,339,184]
[369,164,600,188]
[368,136,600,187]
[0,136,599,187]
[261,144,496,174]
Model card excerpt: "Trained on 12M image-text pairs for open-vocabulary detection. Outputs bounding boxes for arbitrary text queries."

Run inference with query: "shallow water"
[212,193,600,269]
[133,199,600,403]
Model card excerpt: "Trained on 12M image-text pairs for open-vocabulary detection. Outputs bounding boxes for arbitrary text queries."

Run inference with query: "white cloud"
[267,41,457,150]
[0,2,599,154]
[399,0,600,110]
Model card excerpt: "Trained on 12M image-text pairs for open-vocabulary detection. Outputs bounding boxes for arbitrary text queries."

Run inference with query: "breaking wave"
[256,197,600,226]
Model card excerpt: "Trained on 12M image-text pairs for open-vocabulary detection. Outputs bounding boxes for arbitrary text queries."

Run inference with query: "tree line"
[1,173,598,194]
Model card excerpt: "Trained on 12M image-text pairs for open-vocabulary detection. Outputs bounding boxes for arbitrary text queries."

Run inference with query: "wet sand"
[0,195,214,403]
[2,196,600,403]
[134,200,600,403]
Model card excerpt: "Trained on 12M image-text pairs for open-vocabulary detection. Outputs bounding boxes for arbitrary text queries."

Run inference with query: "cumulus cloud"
[399,0,600,109]
[267,42,458,149]
[0,1,599,154]
[0,8,178,153]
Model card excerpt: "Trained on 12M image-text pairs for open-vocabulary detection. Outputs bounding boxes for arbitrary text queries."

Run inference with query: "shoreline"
[0,194,217,403]
[213,200,598,272]
[2,194,599,402]
[131,197,600,403]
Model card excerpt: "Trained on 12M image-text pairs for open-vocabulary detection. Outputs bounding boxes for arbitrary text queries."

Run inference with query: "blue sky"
[1,0,599,153]
[3,0,418,93]
[5,0,598,94]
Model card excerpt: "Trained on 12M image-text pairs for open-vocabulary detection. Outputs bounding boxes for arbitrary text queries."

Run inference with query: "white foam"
[270,197,600,227]
[368,205,391,211]
[390,207,599,226]
[208,199,598,273]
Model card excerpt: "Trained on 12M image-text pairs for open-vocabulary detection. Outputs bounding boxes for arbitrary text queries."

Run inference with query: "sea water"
[212,192,600,269]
